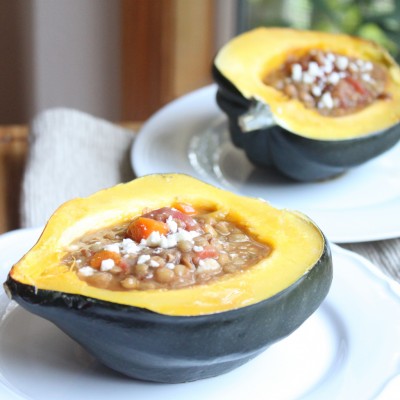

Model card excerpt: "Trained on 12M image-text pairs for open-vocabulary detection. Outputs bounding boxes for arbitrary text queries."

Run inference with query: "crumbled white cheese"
[139,225,202,250]
[307,61,322,77]
[326,53,336,62]
[363,61,373,71]
[138,254,151,264]
[335,56,349,71]
[149,259,159,267]
[79,266,96,276]
[291,63,302,82]
[323,62,334,74]
[197,258,221,274]
[100,259,115,271]
[146,231,162,247]
[311,85,322,97]
[319,92,334,109]
[175,228,200,242]
[191,230,201,239]
[121,238,141,254]
[160,235,177,249]
[302,72,315,84]
[362,73,373,82]
[327,72,341,85]
[193,245,204,252]
[104,243,120,254]
[165,262,176,270]
[166,216,178,233]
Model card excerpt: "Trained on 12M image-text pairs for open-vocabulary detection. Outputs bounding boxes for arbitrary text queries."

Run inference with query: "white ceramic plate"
[131,85,400,243]
[1,228,400,399]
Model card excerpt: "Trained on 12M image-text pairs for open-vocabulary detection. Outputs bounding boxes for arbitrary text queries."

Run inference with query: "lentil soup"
[264,50,389,116]
[63,204,271,291]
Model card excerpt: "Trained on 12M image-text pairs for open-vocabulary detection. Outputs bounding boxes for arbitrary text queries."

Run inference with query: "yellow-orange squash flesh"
[9,174,325,316]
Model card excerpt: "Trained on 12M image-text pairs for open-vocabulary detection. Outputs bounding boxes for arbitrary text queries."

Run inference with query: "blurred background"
[239,0,400,60]
[0,0,233,124]
[1,0,399,125]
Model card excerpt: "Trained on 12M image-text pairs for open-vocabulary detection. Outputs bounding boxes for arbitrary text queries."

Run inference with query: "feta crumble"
[104,243,120,254]
[291,63,302,82]
[308,61,322,77]
[311,85,322,97]
[335,56,349,71]
[138,254,151,264]
[197,258,221,274]
[79,266,96,276]
[302,72,315,84]
[149,259,160,267]
[327,72,341,85]
[121,238,141,254]
[146,231,162,247]
[166,216,178,233]
[319,92,334,109]
[160,235,177,249]
[100,259,115,271]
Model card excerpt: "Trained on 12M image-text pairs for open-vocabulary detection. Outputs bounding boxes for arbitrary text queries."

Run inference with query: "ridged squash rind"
[213,28,400,181]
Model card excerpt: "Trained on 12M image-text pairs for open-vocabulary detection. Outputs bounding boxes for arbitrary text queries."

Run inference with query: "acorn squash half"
[4,174,332,383]
[213,27,400,181]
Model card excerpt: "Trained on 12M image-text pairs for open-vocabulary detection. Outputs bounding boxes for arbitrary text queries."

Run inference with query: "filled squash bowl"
[213,28,400,181]
[4,174,332,383]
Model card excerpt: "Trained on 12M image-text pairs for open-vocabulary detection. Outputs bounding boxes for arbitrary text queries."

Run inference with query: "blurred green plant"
[240,0,400,60]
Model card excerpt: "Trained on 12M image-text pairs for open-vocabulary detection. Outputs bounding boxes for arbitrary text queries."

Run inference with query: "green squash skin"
[213,65,400,182]
[4,240,332,383]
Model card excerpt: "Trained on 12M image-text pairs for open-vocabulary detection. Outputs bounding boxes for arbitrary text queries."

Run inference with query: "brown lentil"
[154,267,175,284]
[120,275,139,290]
[87,272,113,289]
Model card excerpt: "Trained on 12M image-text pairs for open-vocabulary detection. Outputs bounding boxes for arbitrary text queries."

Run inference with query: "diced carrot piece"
[172,202,197,215]
[90,250,121,269]
[127,217,169,242]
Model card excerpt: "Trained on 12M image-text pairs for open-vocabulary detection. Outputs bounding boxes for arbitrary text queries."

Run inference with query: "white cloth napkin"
[21,108,135,228]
